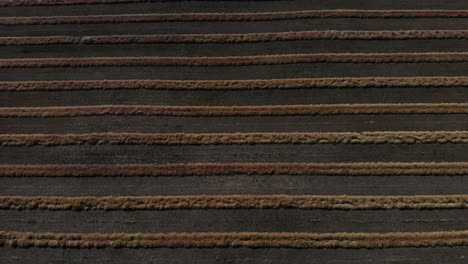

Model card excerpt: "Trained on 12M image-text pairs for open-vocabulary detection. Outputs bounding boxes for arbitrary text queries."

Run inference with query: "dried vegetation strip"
[1,162,468,177]
[2,103,468,117]
[4,31,468,46]
[4,10,468,25]
[0,230,468,248]
[1,195,468,210]
[80,30,468,43]
[1,131,468,146]
[2,53,468,67]
[1,77,468,91]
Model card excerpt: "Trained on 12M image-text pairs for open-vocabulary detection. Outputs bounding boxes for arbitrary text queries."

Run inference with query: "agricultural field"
[0,0,467,263]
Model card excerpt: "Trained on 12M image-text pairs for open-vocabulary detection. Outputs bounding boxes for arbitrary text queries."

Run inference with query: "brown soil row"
[3,10,468,25]
[2,103,468,117]
[2,53,468,67]
[3,31,468,46]
[1,77,467,91]
[1,131,468,146]
[1,162,468,177]
[1,195,468,210]
[0,230,467,248]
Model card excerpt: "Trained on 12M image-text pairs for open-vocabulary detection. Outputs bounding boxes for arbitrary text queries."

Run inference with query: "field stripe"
[4,10,468,25]
[3,31,468,46]
[1,131,468,146]
[0,0,146,7]
[0,36,77,46]
[81,31,468,43]
[1,77,467,91]
[3,53,468,67]
[1,230,467,248]
[1,162,467,177]
[2,103,468,117]
[1,195,468,210]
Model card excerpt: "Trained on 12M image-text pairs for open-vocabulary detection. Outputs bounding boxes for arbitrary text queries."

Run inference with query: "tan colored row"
[1,77,467,91]
[0,230,467,248]
[3,53,468,67]
[1,131,468,146]
[4,10,468,25]
[1,103,468,117]
[4,31,468,46]
[1,162,468,177]
[1,195,468,210]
